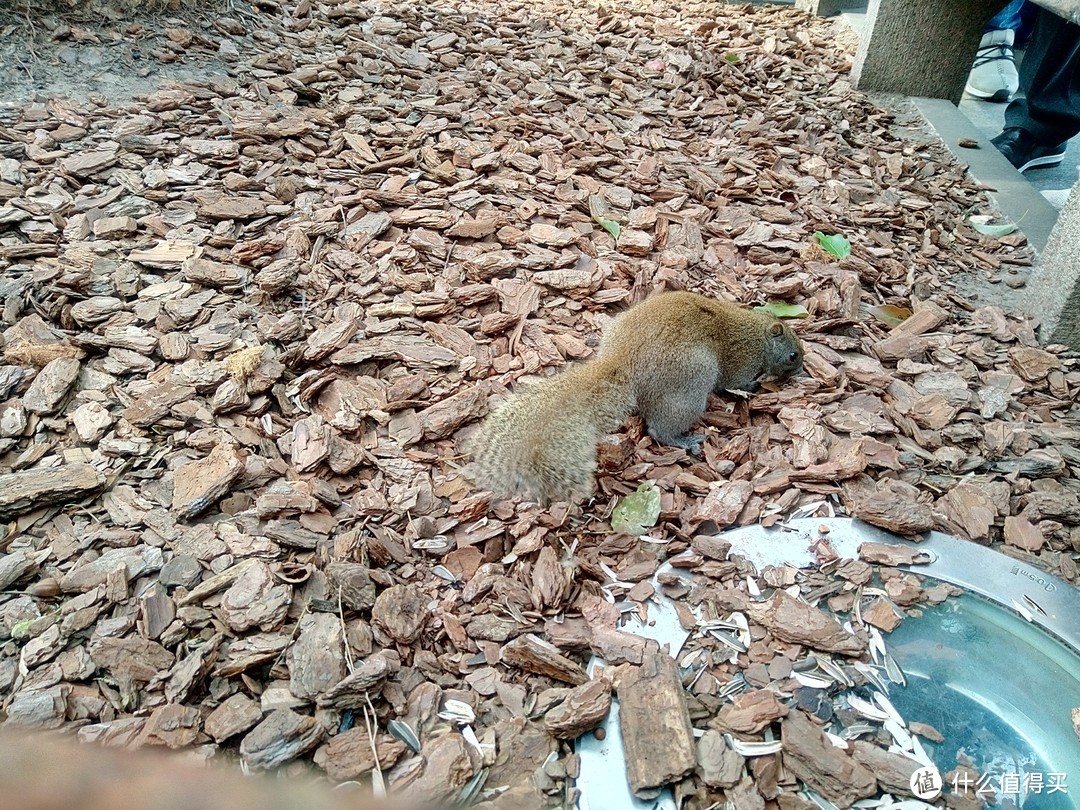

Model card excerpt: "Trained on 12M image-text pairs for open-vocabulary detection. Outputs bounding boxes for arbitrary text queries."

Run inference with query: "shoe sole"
[964,83,1012,102]
[1018,153,1066,172]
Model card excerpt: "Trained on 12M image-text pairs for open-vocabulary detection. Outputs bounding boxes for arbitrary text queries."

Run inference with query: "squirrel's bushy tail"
[467,359,633,503]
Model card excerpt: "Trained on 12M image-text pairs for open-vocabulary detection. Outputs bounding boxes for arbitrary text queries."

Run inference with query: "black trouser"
[1005,5,1080,145]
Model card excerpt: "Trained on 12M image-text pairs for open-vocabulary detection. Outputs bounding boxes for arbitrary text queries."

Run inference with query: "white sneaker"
[965,29,1019,102]
[1041,188,1071,209]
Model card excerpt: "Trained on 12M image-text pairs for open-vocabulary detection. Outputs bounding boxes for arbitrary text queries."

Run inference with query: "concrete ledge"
[1022,185,1080,347]
[914,97,1059,252]
[850,0,997,103]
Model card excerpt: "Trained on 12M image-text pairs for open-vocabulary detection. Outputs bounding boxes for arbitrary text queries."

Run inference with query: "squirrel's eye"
[789,351,799,362]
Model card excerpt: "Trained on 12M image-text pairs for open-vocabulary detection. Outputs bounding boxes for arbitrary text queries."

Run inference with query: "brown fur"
[467,292,804,502]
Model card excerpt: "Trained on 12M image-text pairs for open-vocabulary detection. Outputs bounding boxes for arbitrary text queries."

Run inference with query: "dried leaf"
[611,481,661,534]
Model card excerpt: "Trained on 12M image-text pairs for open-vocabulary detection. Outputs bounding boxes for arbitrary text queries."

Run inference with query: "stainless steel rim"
[714,517,1080,654]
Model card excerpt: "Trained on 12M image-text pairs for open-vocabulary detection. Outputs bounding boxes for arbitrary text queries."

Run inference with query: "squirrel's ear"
[768,322,784,337]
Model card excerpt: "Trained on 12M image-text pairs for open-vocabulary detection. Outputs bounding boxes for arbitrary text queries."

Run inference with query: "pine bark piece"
[317,652,396,709]
[4,684,70,730]
[288,613,346,701]
[325,562,377,611]
[844,478,935,536]
[221,561,292,633]
[0,463,105,520]
[92,216,138,238]
[850,741,921,796]
[857,542,930,566]
[23,357,80,414]
[937,486,993,542]
[137,704,202,749]
[165,633,224,705]
[1008,345,1059,382]
[122,381,197,427]
[697,729,744,789]
[862,596,903,631]
[691,535,732,561]
[889,301,948,337]
[782,711,877,808]
[371,584,429,644]
[871,334,929,363]
[617,652,696,793]
[617,229,653,256]
[213,633,291,678]
[543,678,612,740]
[1003,516,1045,552]
[531,545,565,609]
[289,416,332,472]
[182,256,249,289]
[59,547,149,592]
[398,733,475,805]
[71,401,113,442]
[417,384,489,440]
[692,480,753,527]
[128,241,198,269]
[502,634,588,685]
[544,616,592,650]
[194,190,268,220]
[205,693,264,743]
[711,688,789,733]
[313,728,408,782]
[589,625,658,665]
[140,582,176,640]
[239,708,324,770]
[172,442,245,520]
[0,550,39,590]
[88,636,175,683]
[747,590,865,656]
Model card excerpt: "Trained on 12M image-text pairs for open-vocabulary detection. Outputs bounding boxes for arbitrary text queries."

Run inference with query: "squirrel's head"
[764,319,804,379]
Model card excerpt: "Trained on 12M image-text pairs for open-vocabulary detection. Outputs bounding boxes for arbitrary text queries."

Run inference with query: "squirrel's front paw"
[672,433,704,456]
[725,381,760,399]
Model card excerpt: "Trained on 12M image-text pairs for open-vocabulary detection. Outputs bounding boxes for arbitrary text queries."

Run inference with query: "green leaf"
[724,52,741,63]
[597,217,621,239]
[813,231,852,259]
[754,301,810,319]
[969,219,1018,237]
[588,193,622,239]
[611,481,661,535]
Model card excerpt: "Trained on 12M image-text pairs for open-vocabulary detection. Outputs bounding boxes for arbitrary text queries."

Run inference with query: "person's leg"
[987,0,1026,33]
[967,0,1027,101]
[1006,8,1080,143]
[1015,0,1038,46]
[993,7,1080,171]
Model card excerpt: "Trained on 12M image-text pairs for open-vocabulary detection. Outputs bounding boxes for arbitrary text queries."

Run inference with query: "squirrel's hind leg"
[639,382,710,455]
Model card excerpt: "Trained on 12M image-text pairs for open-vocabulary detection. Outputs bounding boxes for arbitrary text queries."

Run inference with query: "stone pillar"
[850,0,999,103]
[1023,180,1080,349]
[795,0,851,15]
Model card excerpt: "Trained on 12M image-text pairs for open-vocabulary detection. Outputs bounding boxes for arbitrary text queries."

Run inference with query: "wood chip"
[782,711,877,807]
[747,590,865,656]
[0,464,105,520]
[617,652,696,794]
[543,679,612,740]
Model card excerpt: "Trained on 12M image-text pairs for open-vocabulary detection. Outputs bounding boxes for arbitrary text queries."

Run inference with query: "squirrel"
[467,290,804,503]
